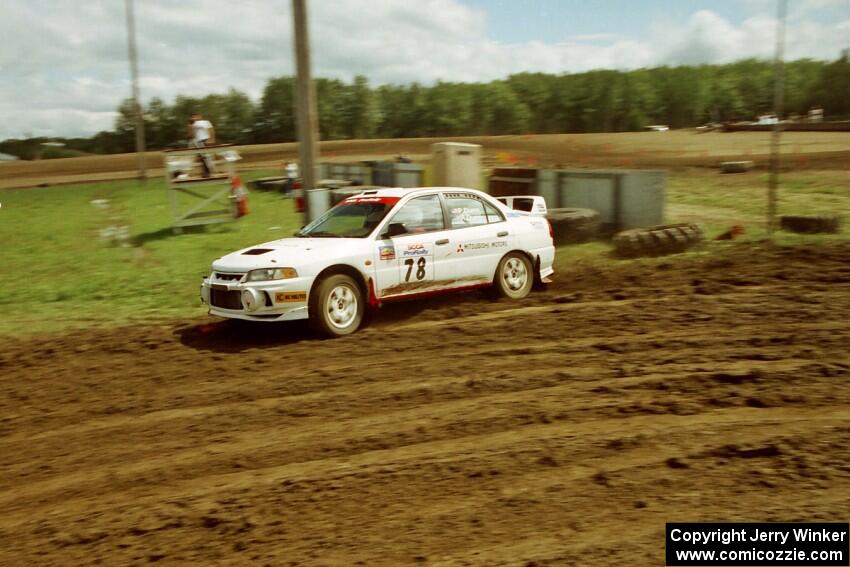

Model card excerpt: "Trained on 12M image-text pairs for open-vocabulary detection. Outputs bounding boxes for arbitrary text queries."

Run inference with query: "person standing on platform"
[188,113,216,176]
[284,160,299,195]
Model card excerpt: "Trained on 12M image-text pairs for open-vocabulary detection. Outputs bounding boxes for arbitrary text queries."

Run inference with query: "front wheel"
[494,252,533,299]
[309,274,364,337]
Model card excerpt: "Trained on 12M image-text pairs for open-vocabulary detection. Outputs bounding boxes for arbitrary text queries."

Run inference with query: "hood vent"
[241,248,274,255]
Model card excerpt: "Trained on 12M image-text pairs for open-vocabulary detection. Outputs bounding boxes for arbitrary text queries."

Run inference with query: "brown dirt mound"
[1,242,849,565]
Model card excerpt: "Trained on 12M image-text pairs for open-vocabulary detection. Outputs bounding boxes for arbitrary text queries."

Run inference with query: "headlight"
[245,267,298,282]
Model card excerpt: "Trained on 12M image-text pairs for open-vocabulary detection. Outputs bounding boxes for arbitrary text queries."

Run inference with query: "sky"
[1,0,848,141]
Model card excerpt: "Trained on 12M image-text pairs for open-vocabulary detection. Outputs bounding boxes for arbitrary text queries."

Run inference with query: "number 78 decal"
[403,257,427,282]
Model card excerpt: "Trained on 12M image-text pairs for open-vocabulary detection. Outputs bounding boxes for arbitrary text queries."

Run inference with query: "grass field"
[1,170,297,334]
[1,168,847,336]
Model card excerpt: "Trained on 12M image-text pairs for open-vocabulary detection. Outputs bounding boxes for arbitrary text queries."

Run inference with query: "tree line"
[3,52,848,159]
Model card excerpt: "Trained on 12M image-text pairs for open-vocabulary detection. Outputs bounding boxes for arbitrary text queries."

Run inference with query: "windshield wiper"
[300,231,342,238]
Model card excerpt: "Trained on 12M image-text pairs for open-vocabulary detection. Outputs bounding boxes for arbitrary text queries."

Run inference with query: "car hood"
[212,237,361,272]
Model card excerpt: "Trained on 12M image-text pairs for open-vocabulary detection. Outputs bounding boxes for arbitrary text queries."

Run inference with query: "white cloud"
[0,0,847,140]
[570,33,628,42]
[656,7,850,65]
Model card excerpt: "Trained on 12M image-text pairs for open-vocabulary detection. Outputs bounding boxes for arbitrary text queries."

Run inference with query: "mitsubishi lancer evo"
[201,187,555,337]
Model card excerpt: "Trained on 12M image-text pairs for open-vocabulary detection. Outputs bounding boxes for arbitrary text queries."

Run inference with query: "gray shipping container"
[372,162,424,188]
[536,169,665,230]
[318,163,373,185]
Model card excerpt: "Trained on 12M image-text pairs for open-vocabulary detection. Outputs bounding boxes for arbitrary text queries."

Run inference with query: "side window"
[388,194,445,234]
[483,200,505,223]
[445,195,489,228]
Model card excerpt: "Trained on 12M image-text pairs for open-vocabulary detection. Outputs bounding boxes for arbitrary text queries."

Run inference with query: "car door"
[373,194,453,298]
[441,192,512,286]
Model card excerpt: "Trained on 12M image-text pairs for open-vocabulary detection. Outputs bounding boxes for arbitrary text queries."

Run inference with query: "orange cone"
[230,175,249,217]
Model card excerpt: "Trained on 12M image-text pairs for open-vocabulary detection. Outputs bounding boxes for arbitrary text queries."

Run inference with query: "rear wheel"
[494,252,533,299]
[309,274,364,337]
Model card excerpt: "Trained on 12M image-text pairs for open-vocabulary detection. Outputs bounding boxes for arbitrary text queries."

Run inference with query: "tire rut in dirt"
[1,243,849,565]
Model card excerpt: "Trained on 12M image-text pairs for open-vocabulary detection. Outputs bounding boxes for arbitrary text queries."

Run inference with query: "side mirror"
[382,222,408,239]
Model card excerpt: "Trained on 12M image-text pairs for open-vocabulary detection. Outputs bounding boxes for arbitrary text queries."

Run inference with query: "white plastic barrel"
[307,188,331,221]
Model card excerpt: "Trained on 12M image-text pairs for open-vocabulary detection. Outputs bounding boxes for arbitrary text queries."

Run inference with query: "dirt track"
[2,131,849,189]
[1,242,849,565]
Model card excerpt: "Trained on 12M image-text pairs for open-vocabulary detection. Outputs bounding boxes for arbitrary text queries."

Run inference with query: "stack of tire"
[613,223,705,257]
[546,208,600,245]
[780,215,841,234]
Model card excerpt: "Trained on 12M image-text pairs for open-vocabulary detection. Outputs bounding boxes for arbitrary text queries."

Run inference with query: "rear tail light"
[547,219,554,243]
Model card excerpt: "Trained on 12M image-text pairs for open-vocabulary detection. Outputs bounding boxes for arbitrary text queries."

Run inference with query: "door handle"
[435,238,449,245]
[497,231,509,237]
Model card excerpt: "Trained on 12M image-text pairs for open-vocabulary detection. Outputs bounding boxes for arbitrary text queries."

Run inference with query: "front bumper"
[200,274,313,322]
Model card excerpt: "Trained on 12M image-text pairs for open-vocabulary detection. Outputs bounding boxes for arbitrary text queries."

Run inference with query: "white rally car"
[201,187,555,337]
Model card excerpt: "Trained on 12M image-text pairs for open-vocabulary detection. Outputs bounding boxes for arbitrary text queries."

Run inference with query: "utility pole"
[767,0,787,235]
[125,0,146,183]
[292,0,320,223]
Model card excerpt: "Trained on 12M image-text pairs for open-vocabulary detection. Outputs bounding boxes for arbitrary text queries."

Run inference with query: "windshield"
[296,196,400,238]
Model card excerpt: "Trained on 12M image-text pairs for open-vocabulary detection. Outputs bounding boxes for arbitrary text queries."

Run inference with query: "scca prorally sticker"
[402,243,430,257]
[379,245,395,261]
